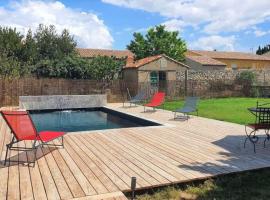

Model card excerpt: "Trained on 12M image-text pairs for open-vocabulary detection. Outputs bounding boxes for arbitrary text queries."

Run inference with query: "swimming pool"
[29,107,160,132]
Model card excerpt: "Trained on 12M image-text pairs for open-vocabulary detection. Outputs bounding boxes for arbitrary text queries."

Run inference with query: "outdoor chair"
[127,88,147,107]
[174,97,199,120]
[1,110,65,167]
[245,102,270,153]
[144,92,165,112]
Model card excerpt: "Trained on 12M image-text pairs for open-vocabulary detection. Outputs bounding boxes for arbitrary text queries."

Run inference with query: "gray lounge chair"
[174,97,199,120]
[127,88,147,107]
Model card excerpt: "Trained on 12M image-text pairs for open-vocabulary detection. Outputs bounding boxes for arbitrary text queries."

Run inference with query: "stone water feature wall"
[19,95,107,110]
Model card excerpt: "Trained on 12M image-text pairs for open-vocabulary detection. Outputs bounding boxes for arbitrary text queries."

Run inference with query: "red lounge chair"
[1,110,65,166]
[144,92,165,112]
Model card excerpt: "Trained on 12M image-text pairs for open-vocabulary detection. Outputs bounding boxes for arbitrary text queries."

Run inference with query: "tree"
[0,54,22,78]
[88,56,125,82]
[127,25,187,61]
[0,27,23,58]
[34,24,77,61]
[256,44,270,55]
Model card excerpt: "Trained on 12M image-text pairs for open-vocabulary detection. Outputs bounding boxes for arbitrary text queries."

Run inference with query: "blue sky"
[0,0,269,52]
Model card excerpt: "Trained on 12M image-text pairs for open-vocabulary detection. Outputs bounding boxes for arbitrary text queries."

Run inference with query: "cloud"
[253,28,270,37]
[189,35,236,51]
[162,19,186,32]
[102,0,270,34]
[0,0,113,48]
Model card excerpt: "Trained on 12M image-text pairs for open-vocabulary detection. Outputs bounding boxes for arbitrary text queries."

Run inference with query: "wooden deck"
[1,103,270,200]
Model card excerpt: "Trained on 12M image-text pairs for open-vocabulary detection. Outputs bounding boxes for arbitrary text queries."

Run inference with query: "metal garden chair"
[245,102,270,153]
[1,110,65,167]
[127,88,147,107]
[174,97,199,120]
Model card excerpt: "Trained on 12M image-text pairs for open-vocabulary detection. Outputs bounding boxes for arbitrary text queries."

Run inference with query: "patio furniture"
[1,110,65,167]
[144,92,165,112]
[245,102,270,153]
[127,88,147,107]
[174,97,199,120]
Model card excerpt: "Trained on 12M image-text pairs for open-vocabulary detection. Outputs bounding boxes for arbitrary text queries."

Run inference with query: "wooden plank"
[18,141,34,200]
[28,146,48,200]
[50,148,85,198]
[0,119,9,200]
[55,140,97,196]
[38,147,61,200]
[62,136,108,194]
[86,133,155,187]
[66,135,128,191]
[7,130,20,200]
[94,131,177,183]
[70,191,127,200]
[42,145,74,200]
[62,136,118,193]
[77,134,145,188]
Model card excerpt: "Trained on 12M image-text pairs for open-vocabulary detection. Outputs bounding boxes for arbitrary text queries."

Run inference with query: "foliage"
[0,24,124,80]
[256,44,270,55]
[235,71,258,97]
[88,56,125,82]
[164,98,269,125]
[0,54,22,78]
[34,55,125,80]
[34,24,77,61]
[127,25,187,61]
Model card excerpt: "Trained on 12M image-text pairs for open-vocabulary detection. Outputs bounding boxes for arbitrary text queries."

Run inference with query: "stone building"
[185,50,270,70]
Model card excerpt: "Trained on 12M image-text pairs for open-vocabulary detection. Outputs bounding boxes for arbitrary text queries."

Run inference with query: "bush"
[235,71,258,97]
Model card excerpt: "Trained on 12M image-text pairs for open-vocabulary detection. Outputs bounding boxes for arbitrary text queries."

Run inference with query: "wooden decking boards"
[1,103,270,199]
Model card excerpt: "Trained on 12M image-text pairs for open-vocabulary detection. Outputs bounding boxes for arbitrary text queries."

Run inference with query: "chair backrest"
[150,92,165,104]
[133,89,147,101]
[184,97,199,109]
[1,111,38,141]
[256,107,270,125]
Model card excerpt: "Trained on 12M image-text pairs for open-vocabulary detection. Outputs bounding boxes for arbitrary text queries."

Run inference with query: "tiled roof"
[186,55,226,66]
[263,52,270,57]
[125,55,163,68]
[125,54,190,69]
[77,48,134,58]
[190,50,270,61]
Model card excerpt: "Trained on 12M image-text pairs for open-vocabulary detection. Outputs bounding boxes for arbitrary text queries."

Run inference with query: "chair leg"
[4,144,9,166]
[264,130,270,148]
[61,136,64,148]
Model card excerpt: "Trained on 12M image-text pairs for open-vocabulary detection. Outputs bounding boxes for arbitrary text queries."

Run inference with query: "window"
[150,71,158,86]
[231,63,237,70]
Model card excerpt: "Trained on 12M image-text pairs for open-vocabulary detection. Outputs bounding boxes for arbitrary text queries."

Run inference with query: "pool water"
[30,108,159,132]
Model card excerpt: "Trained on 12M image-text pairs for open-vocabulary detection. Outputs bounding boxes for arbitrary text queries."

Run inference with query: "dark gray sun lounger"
[127,88,147,106]
[174,97,199,120]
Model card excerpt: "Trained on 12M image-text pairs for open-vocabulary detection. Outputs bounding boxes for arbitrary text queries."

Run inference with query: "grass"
[135,168,270,200]
[134,97,270,200]
[164,97,270,125]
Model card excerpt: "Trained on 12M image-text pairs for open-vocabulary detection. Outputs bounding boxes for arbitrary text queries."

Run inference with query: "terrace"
[1,103,270,200]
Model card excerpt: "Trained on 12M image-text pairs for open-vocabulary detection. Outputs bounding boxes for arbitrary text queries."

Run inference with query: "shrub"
[235,71,258,97]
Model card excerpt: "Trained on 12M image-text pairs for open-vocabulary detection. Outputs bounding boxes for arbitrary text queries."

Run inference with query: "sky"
[0,0,269,52]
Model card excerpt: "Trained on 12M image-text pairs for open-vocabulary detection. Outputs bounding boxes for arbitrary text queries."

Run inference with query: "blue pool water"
[30,108,159,132]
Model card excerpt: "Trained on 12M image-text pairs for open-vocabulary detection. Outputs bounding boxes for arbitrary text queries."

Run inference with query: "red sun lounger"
[144,92,165,112]
[1,110,65,167]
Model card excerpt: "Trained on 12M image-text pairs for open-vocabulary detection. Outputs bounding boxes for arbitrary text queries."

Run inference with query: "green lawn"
[135,169,270,200]
[134,97,270,200]
[164,97,270,125]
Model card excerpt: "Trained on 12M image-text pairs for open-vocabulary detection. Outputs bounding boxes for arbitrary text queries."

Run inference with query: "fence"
[0,77,269,106]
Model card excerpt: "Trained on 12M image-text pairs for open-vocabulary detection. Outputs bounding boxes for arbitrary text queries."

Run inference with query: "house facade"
[185,50,270,70]
[123,54,188,92]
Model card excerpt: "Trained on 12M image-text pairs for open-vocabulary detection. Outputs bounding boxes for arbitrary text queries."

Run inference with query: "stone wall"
[19,95,107,110]
[177,69,270,85]
[176,69,270,98]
